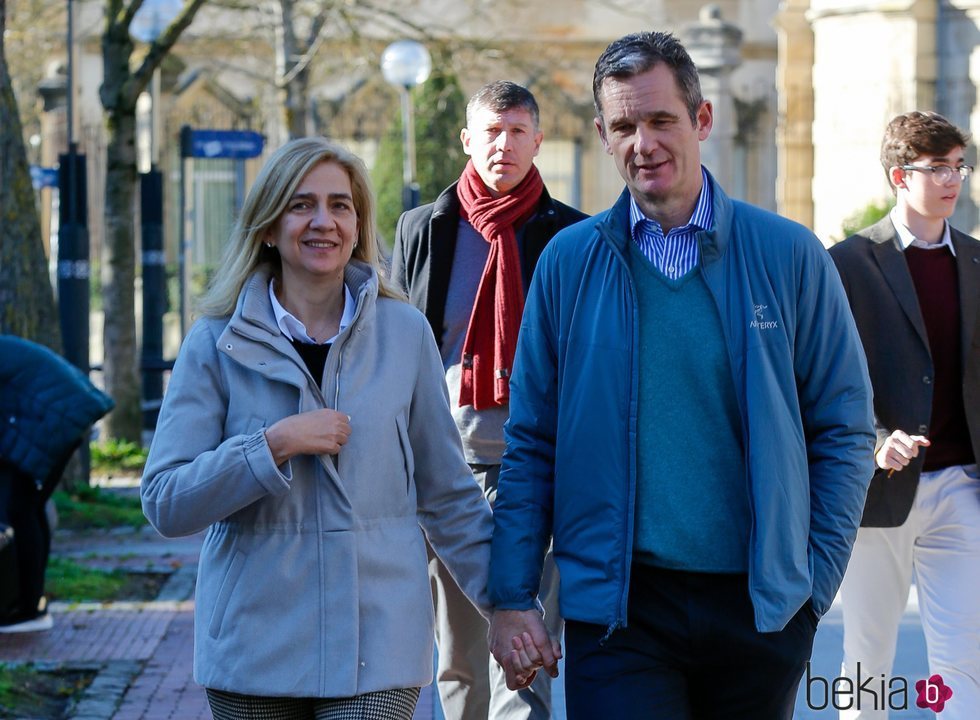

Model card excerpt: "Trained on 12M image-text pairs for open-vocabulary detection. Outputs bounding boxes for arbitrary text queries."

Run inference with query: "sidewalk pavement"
[0,487,928,720]
[0,512,439,720]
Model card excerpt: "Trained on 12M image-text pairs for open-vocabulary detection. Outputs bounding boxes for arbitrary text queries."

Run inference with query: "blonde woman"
[142,138,492,720]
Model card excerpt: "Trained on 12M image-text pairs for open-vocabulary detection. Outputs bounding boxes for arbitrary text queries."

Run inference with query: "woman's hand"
[264,409,352,466]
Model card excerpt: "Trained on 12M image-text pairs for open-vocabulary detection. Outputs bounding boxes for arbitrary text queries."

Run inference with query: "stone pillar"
[939,0,980,236]
[682,4,743,191]
[808,0,937,242]
[774,0,815,230]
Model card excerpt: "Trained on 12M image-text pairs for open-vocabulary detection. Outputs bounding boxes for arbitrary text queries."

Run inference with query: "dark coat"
[830,217,980,527]
[0,335,113,489]
[390,181,588,348]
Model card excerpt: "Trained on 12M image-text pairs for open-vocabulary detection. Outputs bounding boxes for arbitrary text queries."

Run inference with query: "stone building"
[775,0,980,242]
[35,0,781,254]
[27,1,980,265]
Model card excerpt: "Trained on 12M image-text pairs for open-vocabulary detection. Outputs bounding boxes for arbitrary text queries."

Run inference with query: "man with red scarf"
[392,80,586,720]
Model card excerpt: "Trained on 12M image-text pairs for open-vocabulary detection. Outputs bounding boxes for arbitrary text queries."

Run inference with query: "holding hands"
[489,609,562,690]
[877,429,930,475]
[264,409,352,465]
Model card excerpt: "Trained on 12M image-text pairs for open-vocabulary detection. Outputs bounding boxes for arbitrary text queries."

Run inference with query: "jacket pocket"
[208,549,245,639]
[395,412,415,495]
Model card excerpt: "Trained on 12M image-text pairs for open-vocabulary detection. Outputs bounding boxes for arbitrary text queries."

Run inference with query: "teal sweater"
[630,244,750,572]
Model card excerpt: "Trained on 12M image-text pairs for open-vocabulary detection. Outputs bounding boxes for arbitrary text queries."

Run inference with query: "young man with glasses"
[830,111,980,719]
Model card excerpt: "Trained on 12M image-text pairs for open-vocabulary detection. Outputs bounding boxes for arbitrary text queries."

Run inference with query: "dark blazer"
[390,181,588,349]
[830,216,980,526]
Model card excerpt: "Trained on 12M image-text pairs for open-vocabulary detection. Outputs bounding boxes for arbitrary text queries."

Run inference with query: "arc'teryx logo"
[750,304,778,330]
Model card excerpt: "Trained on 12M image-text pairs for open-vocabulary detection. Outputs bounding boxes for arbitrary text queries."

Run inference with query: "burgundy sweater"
[905,245,975,470]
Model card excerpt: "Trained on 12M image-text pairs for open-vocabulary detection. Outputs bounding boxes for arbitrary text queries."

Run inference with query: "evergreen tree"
[374,64,466,248]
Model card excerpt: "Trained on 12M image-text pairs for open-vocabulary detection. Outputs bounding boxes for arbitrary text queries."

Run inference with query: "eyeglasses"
[900,164,974,184]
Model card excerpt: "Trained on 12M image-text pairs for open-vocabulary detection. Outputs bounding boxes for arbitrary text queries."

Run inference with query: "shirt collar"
[268,279,355,344]
[629,167,713,239]
[889,207,956,256]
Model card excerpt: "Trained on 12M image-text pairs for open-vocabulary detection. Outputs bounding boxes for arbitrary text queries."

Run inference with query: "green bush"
[44,557,130,602]
[0,663,94,718]
[840,197,895,240]
[52,486,146,530]
[90,439,147,473]
[374,59,467,247]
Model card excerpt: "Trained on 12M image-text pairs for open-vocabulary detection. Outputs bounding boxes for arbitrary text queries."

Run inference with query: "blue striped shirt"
[629,168,713,280]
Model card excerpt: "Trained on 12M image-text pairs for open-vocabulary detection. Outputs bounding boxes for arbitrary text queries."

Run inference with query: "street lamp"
[131,0,181,170]
[381,40,432,212]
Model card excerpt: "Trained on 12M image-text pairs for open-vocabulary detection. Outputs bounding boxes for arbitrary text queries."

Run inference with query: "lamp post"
[59,0,88,375]
[131,0,180,440]
[58,0,92,480]
[131,0,181,169]
[381,40,432,212]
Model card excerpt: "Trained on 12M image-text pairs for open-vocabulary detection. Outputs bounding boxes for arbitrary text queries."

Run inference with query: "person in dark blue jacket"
[486,32,876,720]
[0,335,113,632]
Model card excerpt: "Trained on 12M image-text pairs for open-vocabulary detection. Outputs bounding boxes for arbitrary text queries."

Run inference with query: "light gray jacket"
[141,262,492,697]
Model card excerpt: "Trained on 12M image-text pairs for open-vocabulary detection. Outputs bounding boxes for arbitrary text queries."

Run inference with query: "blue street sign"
[30,165,59,189]
[180,128,265,159]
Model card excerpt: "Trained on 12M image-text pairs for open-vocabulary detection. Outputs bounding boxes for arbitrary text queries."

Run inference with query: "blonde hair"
[197,137,404,318]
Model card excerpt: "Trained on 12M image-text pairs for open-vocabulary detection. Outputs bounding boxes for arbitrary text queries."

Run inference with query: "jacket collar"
[597,168,733,264]
[866,217,980,365]
[429,180,562,223]
[952,227,980,363]
[866,216,930,350]
[220,261,379,361]
[424,179,563,341]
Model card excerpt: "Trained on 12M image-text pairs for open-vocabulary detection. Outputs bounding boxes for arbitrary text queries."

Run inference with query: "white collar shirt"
[890,207,956,256]
[268,279,355,345]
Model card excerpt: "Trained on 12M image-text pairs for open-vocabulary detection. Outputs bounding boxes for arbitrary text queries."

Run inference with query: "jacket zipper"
[596,220,638,639]
[333,343,343,410]
[698,228,758,625]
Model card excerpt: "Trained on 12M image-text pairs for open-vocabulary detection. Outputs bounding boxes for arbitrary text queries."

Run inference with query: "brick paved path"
[0,600,207,719]
[0,525,439,719]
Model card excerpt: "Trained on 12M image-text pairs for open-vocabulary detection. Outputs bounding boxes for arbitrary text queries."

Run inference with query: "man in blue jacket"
[487,32,876,719]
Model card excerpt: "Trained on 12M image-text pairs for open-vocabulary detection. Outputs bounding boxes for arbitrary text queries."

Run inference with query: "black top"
[291,339,330,384]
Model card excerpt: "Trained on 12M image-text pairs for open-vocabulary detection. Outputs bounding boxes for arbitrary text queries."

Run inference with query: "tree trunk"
[0,0,61,350]
[102,108,143,442]
[284,66,310,140]
[275,0,312,141]
[97,0,209,443]
[2,0,88,492]
[100,13,142,442]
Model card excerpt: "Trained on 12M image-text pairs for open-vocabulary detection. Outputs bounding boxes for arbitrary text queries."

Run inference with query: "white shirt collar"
[268,279,355,344]
[889,207,956,256]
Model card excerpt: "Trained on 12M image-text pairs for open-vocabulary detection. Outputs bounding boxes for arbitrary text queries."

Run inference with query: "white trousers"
[839,463,980,720]
[429,464,562,720]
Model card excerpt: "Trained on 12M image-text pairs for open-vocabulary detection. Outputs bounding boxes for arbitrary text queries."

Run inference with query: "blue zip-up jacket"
[489,176,875,634]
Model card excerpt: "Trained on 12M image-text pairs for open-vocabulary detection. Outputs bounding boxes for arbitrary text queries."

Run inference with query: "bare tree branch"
[129,0,209,103]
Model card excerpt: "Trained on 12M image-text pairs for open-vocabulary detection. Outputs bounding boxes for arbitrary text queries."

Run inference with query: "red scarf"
[456,160,544,409]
